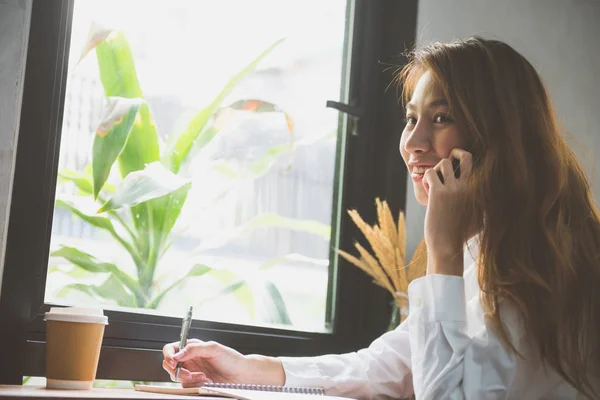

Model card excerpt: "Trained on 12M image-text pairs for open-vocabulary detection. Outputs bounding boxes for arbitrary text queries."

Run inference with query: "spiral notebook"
[134,384,354,400]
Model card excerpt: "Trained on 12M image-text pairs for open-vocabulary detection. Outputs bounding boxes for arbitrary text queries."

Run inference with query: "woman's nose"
[403,123,432,154]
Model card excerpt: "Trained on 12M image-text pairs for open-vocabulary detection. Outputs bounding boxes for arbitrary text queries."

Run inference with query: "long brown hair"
[398,37,600,397]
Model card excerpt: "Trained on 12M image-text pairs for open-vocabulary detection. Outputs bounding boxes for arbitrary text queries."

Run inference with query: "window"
[47,0,348,333]
[0,0,417,384]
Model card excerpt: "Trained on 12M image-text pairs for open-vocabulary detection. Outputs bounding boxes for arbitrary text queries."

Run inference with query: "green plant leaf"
[127,186,191,293]
[206,269,254,317]
[57,170,137,248]
[57,274,137,308]
[98,162,192,213]
[52,246,144,306]
[210,279,249,303]
[163,38,285,173]
[58,168,118,195]
[56,198,120,235]
[119,103,160,177]
[48,263,89,280]
[57,170,94,195]
[134,185,190,290]
[194,213,331,252]
[148,265,253,312]
[94,31,159,177]
[187,264,213,277]
[145,183,190,267]
[262,282,292,325]
[55,196,140,261]
[78,22,114,62]
[95,31,142,102]
[92,97,143,199]
[93,30,162,293]
[190,125,219,155]
[146,264,212,309]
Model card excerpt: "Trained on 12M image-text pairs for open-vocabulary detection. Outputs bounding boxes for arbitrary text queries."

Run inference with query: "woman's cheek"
[399,132,409,164]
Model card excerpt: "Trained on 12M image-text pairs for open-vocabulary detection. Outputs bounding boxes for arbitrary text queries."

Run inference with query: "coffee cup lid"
[44,307,108,325]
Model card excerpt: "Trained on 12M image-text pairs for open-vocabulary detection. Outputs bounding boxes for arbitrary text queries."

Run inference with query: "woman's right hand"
[162,339,285,388]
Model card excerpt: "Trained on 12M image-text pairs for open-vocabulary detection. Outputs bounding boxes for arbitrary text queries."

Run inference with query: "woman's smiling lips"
[408,162,436,182]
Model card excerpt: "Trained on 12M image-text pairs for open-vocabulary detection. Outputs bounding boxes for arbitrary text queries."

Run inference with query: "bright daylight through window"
[45,0,348,333]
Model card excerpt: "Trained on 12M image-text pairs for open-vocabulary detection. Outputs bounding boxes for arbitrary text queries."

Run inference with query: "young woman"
[162,37,600,399]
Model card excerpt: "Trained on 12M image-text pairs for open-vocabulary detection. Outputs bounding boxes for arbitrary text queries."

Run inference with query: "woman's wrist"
[245,354,286,386]
[426,251,464,276]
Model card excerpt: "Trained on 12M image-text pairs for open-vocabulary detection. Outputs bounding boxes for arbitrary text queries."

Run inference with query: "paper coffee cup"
[44,307,108,390]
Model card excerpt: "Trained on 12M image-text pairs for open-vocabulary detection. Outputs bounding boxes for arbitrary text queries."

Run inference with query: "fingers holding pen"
[162,338,203,380]
[163,342,180,367]
[162,358,210,385]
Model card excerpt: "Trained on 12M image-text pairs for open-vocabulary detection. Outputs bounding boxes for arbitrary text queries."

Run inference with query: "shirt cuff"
[278,356,323,388]
[408,274,467,323]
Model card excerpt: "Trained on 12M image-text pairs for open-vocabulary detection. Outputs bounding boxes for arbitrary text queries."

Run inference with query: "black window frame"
[0,0,418,384]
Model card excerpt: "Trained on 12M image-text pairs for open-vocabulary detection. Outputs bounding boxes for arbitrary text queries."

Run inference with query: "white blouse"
[279,237,577,399]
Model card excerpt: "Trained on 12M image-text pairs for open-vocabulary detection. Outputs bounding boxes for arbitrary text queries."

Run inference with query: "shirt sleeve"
[407,274,563,399]
[279,319,414,399]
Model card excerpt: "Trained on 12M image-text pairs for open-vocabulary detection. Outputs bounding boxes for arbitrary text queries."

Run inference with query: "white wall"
[405,0,600,258]
[0,0,32,296]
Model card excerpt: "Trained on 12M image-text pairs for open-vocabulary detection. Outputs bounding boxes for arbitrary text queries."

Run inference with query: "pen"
[175,305,193,380]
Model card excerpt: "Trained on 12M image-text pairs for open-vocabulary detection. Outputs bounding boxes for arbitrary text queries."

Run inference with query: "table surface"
[0,385,225,400]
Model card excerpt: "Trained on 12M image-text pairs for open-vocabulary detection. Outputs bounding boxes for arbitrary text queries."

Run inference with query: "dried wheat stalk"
[338,198,427,317]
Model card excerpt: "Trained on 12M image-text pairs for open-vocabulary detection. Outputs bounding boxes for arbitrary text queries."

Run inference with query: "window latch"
[326,100,362,137]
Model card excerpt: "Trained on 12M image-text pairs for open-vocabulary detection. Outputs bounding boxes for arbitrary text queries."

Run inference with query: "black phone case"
[452,158,461,178]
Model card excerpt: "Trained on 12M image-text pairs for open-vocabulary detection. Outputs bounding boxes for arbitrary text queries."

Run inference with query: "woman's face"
[400,71,468,206]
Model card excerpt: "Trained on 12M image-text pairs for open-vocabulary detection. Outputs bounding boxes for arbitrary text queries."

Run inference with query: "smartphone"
[452,158,461,178]
[436,158,461,183]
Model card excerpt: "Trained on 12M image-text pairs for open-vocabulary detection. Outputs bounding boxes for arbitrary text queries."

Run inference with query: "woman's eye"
[434,114,453,124]
[405,115,417,125]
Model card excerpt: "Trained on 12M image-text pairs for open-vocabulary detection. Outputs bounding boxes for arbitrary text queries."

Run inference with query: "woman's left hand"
[422,148,473,276]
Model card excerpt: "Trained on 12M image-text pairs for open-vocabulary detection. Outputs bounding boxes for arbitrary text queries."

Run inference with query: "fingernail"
[173,351,183,360]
